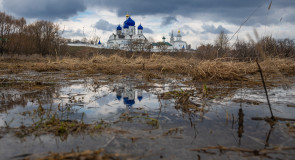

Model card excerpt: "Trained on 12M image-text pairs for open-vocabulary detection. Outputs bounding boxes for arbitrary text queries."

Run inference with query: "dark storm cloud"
[161,16,178,26]
[89,0,295,25]
[94,19,117,31]
[201,24,231,34]
[2,0,86,19]
[2,0,295,25]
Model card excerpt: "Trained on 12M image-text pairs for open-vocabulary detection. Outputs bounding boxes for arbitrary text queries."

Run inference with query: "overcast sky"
[1,0,294,48]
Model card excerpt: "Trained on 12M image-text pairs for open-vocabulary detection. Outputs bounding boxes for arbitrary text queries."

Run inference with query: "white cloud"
[8,5,293,49]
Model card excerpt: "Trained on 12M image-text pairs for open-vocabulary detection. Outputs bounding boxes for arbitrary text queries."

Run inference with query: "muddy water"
[0,76,295,160]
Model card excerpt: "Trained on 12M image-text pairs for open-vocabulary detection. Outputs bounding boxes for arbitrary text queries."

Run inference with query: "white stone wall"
[173,41,187,50]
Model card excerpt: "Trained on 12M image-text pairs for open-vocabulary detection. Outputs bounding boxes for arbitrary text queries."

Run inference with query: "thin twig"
[229,5,261,42]
[191,146,295,155]
[252,117,295,121]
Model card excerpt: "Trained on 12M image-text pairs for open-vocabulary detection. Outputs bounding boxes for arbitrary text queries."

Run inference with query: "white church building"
[151,30,188,52]
[107,14,147,50]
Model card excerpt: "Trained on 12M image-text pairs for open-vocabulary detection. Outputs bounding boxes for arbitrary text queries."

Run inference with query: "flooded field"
[0,72,295,160]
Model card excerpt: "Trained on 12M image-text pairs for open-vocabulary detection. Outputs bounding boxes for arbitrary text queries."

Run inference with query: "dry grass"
[27,148,130,160]
[1,53,294,83]
[286,122,295,137]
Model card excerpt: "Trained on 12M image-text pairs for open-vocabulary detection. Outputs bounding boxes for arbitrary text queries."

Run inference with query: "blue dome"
[123,97,128,104]
[117,25,122,30]
[126,100,135,107]
[125,17,135,26]
[98,40,101,45]
[137,96,143,101]
[123,23,129,29]
[138,24,143,30]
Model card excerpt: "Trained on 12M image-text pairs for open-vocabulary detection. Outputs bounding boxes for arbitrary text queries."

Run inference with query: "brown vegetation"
[1,12,294,85]
[197,33,295,61]
[0,12,67,56]
[1,52,294,84]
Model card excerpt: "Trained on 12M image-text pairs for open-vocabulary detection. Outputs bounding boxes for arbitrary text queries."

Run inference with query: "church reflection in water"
[115,84,143,107]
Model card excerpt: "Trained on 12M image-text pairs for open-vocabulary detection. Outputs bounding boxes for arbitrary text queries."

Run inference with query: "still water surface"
[0,77,294,159]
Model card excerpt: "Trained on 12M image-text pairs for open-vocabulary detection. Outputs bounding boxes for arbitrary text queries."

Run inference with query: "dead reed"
[0,53,294,83]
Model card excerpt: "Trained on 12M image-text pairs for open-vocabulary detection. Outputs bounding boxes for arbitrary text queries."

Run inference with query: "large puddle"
[0,76,295,159]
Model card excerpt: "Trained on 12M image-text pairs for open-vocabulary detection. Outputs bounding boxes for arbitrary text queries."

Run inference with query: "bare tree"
[132,39,146,52]
[0,12,14,54]
[0,12,67,56]
[214,31,229,58]
[25,20,61,56]
[126,40,134,52]
[144,37,154,52]
[9,17,26,54]
[0,12,28,55]
[277,38,295,57]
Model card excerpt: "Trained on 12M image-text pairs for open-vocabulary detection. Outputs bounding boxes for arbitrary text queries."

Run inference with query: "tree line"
[1,11,294,60]
[196,31,295,61]
[0,12,67,56]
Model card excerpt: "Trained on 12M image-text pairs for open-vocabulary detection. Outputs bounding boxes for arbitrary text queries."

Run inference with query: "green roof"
[152,42,172,46]
[0,38,8,42]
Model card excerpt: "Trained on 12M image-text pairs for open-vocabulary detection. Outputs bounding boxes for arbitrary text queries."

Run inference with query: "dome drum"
[138,24,143,30]
[117,25,122,30]
[124,17,135,26]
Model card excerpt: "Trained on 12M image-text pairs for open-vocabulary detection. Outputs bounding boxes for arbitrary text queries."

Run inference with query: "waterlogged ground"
[0,72,295,160]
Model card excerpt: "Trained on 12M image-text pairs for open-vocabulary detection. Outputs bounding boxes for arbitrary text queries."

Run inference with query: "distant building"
[68,14,192,52]
[170,30,188,50]
[68,39,104,48]
[152,30,188,52]
[152,36,173,52]
[107,14,147,50]
[97,40,103,48]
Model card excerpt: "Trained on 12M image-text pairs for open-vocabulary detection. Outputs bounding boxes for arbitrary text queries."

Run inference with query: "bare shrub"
[231,40,258,61]
[0,12,67,57]
[214,31,229,58]
[277,39,295,58]
[196,44,217,60]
